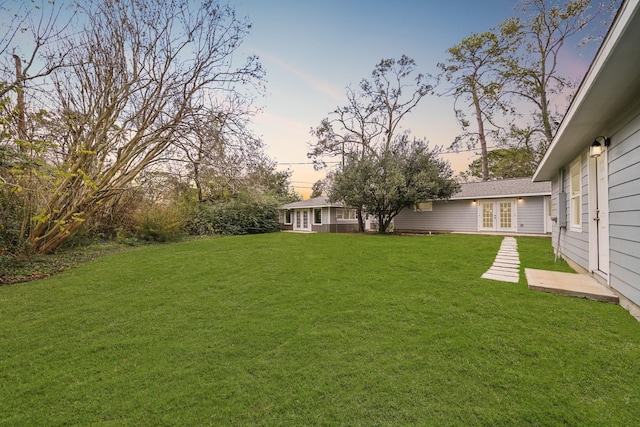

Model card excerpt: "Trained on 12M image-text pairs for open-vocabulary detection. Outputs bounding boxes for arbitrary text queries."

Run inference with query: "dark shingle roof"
[282,178,550,208]
[281,196,346,209]
[451,178,551,200]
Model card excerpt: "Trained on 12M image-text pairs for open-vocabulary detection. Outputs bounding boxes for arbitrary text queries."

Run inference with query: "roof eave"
[450,192,551,201]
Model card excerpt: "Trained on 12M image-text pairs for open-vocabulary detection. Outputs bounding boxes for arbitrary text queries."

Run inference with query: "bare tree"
[309,56,432,230]
[503,0,618,153]
[172,93,266,202]
[0,0,75,99]
[310,55,432,165]
[24,0,264,253]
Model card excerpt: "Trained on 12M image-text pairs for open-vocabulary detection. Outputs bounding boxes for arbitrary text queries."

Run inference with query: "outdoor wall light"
[590,136,610,158]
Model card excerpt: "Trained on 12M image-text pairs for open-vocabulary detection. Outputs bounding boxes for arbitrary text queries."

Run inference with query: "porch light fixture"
[590,136,610,158]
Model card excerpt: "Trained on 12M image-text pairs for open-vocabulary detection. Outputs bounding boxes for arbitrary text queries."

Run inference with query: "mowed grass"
[1,233,639,425]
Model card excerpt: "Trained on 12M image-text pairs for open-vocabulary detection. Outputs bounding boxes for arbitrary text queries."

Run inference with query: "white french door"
[293,209,312,232]
[478,199,516,232]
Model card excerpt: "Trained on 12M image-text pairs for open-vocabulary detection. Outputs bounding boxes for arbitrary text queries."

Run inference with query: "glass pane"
[303,211,308,228]
[482,203,493,228]
[500,202,511,229]
[572,196,581,226]
[571,162,580,196]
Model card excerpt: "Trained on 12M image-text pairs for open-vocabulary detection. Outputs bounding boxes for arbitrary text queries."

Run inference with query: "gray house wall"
[516,197,546,234]
[394,200,477,233]
[553,151,590,270]
[551,105,640,311]
[394,196,547,234]
[280,206,359,233]
[608,107,640,305]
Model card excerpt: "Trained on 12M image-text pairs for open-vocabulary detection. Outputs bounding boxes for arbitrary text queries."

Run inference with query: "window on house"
[336,208,357,220]
[313,208,322,225]
[414,202,433,212]
[570,158,582,231]
[284,210,292,225]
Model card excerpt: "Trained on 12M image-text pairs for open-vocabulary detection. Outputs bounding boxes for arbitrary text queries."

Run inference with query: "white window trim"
[336,208,358,221]
[414,202,433,212]
[284,210,292,225]
[570,157,582,232]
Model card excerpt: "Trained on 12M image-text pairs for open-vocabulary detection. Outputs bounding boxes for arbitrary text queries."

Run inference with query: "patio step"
[525,268,619,303]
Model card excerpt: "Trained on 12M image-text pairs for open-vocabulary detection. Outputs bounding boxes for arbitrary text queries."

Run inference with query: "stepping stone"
[482,237,521,283]
[482,272,519,283]
[489,266,520,273]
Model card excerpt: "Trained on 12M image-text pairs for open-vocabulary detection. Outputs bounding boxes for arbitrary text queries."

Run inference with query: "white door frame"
[478,200,496,232]
[478,199,517,232]
[293,209,312,232]
[543,196,553,234]
[588,151,610,280]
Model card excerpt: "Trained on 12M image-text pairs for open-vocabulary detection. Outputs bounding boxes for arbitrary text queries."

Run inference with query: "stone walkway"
[481,237,520,283]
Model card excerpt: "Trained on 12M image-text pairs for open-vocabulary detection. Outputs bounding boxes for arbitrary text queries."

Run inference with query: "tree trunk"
[357,208,365,232]
[472,87,489,181]
[377,212,388,234]
[12,54,27,151]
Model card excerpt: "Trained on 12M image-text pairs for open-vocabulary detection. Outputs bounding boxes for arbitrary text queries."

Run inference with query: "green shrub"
[187,195,280,236]
[134,204,185,242]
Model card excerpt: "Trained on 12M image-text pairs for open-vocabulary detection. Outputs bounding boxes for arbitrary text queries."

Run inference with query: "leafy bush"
[187,195,280,236]
[134,204,185,242]
[0,187,28,255]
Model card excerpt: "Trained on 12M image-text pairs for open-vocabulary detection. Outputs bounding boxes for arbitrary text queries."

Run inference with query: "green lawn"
[1,233,639,425]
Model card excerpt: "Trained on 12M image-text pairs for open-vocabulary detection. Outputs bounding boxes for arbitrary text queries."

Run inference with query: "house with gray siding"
[280,196,363,233]
[394,178,552,235]
[533,0,640,319]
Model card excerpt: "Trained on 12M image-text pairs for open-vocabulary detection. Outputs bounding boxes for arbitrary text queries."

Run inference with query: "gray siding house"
[280,197,361,233]
[533,0,640,319]
[394,178,552,235]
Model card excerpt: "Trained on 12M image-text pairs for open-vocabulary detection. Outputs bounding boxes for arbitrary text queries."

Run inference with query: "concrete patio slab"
[525,268,619,303]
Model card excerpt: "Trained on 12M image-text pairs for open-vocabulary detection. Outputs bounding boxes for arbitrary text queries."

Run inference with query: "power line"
[277,148,496,166]
[277,161,341,165]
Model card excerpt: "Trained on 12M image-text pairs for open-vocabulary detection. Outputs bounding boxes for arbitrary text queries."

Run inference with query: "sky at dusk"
[231,0,602,198]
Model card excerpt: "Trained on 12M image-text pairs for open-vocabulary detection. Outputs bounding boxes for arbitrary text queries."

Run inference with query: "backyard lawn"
[1,233,639,425]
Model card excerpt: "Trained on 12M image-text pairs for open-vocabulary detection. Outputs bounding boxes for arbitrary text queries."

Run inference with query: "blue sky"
[230,0,598,197]
[4,0,600,198]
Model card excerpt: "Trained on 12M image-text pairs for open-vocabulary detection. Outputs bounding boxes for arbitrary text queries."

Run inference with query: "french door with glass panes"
[293,209,311,232]
[478,199,516,232]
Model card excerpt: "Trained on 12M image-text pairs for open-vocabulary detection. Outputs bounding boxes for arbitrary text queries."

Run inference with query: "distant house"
[280,196,363,233]
[394,178,552,235]
[533,0,640,319]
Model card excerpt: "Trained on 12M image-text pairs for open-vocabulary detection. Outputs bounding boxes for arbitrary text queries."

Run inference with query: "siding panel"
[557,152,590,271]
[394,200,476,232]
[516,197,545,234]
[395,196,547,234]
[608,105,640,309]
